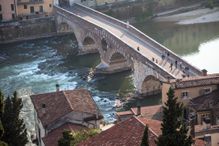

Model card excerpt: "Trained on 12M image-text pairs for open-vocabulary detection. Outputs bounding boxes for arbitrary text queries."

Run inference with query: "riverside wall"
[0,17,59,44]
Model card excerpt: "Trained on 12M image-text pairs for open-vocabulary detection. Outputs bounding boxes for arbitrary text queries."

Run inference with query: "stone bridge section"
[54,4,202,94]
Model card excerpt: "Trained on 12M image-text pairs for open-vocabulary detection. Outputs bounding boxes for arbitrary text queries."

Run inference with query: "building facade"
[17,0,54,19]
[0,0,17,21]
[31,88,103,146]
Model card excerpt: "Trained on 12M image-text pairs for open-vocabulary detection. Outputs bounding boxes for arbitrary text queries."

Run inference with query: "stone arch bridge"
[54,4,202,95]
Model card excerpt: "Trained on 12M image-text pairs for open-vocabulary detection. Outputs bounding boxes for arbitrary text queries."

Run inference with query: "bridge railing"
[74,3,202,76]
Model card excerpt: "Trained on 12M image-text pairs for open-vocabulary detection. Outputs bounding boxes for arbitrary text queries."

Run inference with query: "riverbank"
[154,7,219,25]
[0,17,59,45]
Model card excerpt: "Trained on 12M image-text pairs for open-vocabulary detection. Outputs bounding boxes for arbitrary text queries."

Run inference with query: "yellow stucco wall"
[162,83,218,105]
[0,0,16,21]
[17,0,53,17]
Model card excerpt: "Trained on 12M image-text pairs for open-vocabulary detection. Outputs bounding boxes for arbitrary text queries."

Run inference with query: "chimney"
[137,105,141,116]
[202,69,208,76]
[204,134,211,146]
[136,101,141,116]
[56,84,60,92]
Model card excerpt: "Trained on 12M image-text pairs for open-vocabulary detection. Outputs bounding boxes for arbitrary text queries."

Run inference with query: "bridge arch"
[83,36,95,45]
[141,75,161,95]
[109,52,127,64]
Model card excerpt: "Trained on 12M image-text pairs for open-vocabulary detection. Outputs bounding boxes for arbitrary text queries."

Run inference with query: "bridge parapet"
[74,3,202,76]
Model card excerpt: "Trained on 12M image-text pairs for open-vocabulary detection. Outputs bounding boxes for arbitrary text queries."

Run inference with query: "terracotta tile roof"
[116,105,163,122]
[169,74,219,89]
[78,117,161,146]
[191,89,219,111]
[138,117,162,136]
[131,105,163,120]
[116,110,133,116]
[194,138,205,146]
[43,123,86,146]
[31,89,102,127]
[78,117,145,146]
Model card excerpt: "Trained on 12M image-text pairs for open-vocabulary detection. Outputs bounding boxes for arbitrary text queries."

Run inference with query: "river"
[0,10,219,141]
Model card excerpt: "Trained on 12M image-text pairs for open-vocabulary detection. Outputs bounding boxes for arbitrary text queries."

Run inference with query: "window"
[30,6,34,13]
[0,14,2,21]
[204,88,211,94]
[24,5,27,9]
[181,91,189,98]
[11,4,14,11]
[49,4,52,7]
[12,13,15,19]
[39,6,43,12]
[0,5,2,11]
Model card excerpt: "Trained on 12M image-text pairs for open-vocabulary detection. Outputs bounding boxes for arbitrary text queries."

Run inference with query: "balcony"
[17,0,44,5]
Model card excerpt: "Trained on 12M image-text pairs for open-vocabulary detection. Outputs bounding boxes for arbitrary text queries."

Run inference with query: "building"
[78,116,161,146]
[162,73,219,105]
[59,0,96,7]
[0,0,17,21]
[31,88,103,146]
[78,116,204,146]
[16,0,54,19]
[116,104,162,122]
[161,73,219,146]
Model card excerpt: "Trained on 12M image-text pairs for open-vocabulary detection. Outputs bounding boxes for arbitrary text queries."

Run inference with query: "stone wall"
[0,16,57,44]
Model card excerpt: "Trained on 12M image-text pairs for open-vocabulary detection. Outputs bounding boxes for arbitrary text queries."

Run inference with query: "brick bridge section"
[54,4,202,94]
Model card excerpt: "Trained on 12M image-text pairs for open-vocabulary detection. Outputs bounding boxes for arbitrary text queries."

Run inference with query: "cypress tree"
[156,87,193,146]
[141,126,149,146]
[0,91,8,146]
[2,92,28,146]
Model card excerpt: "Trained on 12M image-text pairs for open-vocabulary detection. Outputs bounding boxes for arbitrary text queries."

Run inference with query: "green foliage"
[141,126,149,146]
[58,129,100,146]
[0,91,7,146]
[2,91,28,146]
[156,88,193,146]
[0,141,8,146]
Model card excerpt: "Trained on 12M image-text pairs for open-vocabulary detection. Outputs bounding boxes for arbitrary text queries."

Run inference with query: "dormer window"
[42,103,46,108]
[204,88,211,95]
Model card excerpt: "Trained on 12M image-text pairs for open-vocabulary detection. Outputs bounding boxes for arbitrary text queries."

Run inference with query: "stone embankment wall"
[0,17,57,44]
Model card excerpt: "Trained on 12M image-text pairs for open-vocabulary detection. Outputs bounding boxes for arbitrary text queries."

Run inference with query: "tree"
[2,92,28,146]
[141,126,149,146]
[156,88,193,146]
[0,91,7,146]
[58,129,100,146]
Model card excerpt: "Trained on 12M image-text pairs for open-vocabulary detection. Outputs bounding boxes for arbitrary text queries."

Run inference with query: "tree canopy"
[156,88,193,146]
[58,129,100,146]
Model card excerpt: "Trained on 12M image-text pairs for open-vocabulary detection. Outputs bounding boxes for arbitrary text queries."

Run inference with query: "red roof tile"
[78,117,161,146]
[138,117,162,136]
[194,138,205,146]
[31,89,102,127]
[169,74,219,89]
[43,123,86,146]
[78,117,145,146]
[131,105,162,120]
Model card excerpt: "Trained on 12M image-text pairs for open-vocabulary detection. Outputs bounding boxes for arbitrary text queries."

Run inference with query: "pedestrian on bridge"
[170,62,173,70]
[175,60,178,68]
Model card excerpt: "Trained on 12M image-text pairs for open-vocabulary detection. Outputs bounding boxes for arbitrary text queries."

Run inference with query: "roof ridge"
[62,91,74,111]
[135,116,146,126]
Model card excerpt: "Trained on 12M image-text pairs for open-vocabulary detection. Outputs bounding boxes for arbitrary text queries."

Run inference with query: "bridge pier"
[95,60,131,74]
